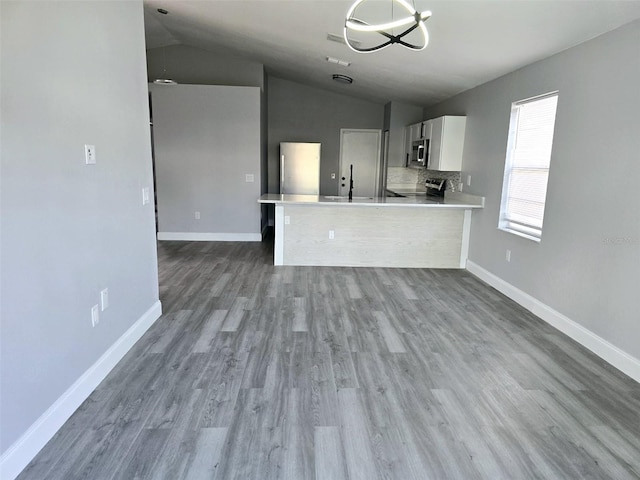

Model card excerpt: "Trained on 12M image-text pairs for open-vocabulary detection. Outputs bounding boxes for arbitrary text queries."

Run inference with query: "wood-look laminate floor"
[19,241,640,479]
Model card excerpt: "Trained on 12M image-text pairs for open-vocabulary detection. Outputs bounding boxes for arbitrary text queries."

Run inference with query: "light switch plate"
[84,144,96,165]
[245,174,255,183]
[284,216,290,225]
[142,187,150,205]
[100,288,109,311]
[329,230,335,239]
[91,305,99,327]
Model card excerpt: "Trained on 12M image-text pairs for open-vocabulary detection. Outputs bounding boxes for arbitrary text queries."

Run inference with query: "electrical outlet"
[100,288,109,311]
[331,173,336,179]
[284,216,290,225]
[467,174,472,186]
[329,230,335,239]
[142,187,150,205]
[245,174,254,183]
[84,144,96,165]
[195,211,200,220]
[91,304,100,327]
[506,249,511,262]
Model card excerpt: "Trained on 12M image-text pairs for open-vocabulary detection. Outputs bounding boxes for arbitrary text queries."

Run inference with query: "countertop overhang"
[258,192,484,209]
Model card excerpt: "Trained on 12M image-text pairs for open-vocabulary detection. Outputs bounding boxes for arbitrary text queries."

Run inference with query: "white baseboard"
[157,232,262,242]
[0,300,162,480]
[466,260,640,383]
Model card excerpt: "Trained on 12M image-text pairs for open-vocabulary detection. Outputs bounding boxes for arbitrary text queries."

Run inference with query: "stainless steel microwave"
[410,139,429,166]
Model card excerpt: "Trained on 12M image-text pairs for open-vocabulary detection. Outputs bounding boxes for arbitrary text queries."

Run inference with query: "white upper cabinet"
[410,122,422,142]
[422,120,432,142]
[403,122,424,166]
[427,116,466,171]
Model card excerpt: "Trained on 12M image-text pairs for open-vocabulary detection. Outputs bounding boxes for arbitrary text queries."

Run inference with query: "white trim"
[274,205,284,266]
[497,225,541,243]
[499,92,558,241]
[466,260,640,383]
[459,210,472,268]
[0,301,162,480]
[157,232,262,242]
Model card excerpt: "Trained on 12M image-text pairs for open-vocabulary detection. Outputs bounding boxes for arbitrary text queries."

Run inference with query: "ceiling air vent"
[327,33,361,49]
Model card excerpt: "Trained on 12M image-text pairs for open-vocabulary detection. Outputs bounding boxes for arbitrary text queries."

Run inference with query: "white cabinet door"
[410,122,422,143]
[422,120,432,142]
[427,116,466,171]
[428,117,444,169]
[404,122,423,167]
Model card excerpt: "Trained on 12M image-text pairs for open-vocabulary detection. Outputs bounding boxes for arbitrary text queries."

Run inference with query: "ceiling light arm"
[344,0,431,53]
[392,21,425,50]
[345,16,428,52]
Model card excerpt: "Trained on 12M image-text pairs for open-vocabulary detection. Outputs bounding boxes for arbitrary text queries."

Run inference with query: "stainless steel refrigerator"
[280,142,321,195]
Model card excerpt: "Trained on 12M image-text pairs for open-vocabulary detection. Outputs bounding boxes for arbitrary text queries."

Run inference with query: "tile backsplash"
[387,167,462,192]
[387,167,420,186]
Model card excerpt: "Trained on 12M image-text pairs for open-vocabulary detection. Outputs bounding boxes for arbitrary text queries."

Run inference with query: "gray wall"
[267,76,384,196]
[385,101,424,167]
[261,70,269,231]
[0,0,159,453]
[147,44,269,232]
[146,44,264,90]
[151,84,262,237]
[424,20,640,361]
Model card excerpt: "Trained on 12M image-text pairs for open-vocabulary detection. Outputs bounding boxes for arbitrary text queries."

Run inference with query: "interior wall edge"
[0,301,163,480]
[466,261,640,384]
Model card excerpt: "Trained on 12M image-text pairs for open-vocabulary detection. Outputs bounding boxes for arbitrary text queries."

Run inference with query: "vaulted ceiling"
[143,0,640,106]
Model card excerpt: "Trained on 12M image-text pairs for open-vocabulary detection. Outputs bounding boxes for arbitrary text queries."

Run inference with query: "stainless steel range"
[425,178,447,198]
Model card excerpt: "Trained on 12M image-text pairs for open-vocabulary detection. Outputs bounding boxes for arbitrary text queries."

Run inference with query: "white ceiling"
[143,0,640,106]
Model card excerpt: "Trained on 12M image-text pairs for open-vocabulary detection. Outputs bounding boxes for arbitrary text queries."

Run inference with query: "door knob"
[341,177,346,181]
[341,183,346,187]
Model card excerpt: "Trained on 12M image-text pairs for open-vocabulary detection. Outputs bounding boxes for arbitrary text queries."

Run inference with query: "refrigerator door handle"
[280,154,285,193]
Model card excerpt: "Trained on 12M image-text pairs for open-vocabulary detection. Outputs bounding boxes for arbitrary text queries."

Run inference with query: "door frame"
[381,129,390,194]
[338,128,383,198]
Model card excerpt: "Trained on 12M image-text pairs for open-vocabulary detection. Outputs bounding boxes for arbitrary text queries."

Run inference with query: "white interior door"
[339,129,382,198]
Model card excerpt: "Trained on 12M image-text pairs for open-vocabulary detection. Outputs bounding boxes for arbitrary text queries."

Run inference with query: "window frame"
[498,91,559,242]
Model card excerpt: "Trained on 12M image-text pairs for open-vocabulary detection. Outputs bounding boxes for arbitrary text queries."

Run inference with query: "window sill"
[498,226,541,243]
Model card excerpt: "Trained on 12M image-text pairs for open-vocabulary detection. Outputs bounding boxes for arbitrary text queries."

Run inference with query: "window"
[499,92,559,241]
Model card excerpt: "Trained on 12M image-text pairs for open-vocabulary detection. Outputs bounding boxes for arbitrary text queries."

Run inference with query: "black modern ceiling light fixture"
[152,8,177,84]
[344,0,431,53]
[332,74,353,84]
[152,9,177,86]
[153,47,178,85]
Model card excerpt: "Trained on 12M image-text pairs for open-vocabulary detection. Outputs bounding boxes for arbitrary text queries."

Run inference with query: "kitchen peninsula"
[259,193,484,268]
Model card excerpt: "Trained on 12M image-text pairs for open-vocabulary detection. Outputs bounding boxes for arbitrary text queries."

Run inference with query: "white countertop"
[258,192,484,209]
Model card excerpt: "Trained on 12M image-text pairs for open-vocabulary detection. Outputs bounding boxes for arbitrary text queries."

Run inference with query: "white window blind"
[499,92,558,241]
